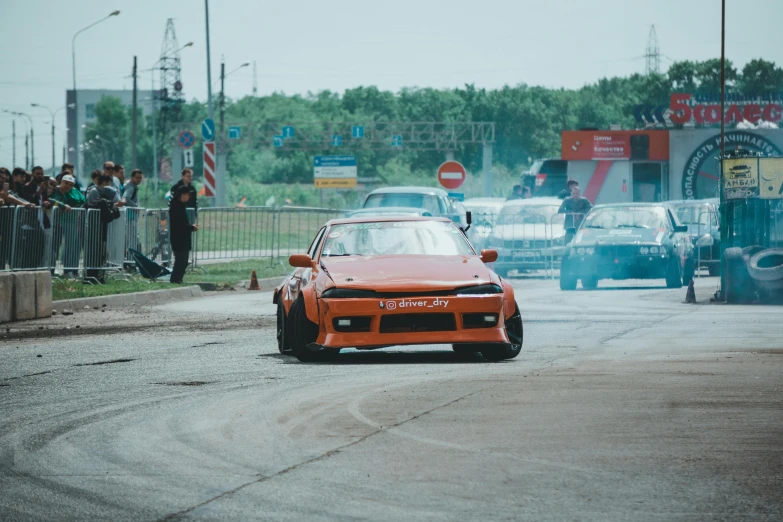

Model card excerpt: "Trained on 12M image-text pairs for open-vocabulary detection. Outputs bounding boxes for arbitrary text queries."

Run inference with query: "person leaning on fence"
[123,169,144,260]
[169,185,199,284]
[170,168,198,215]
[85,174,124,283]
[558,183,592,244]
[51,174,87,278]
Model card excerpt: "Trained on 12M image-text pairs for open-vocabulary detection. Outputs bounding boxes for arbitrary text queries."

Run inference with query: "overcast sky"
[1,0,782,170]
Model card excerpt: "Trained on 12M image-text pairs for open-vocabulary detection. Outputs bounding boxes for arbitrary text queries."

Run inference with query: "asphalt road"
[1,275,782,521]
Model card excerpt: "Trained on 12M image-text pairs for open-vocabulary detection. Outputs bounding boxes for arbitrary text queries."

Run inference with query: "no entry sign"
[437,161,466,190]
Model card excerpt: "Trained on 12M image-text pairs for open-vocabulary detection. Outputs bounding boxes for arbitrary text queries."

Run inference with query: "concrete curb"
[53,285,204,312]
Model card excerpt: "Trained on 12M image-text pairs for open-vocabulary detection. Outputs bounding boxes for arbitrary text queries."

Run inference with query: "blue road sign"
[201,118,215,142]
[351,125,364,139]
[391,135,403,147]
[273,136,284,147]
[331,134,343,147]
[314,155,356,167]
[178,130,196,149]
[228,126,241,139]
[448,192,465,202]
[282,126,295,138]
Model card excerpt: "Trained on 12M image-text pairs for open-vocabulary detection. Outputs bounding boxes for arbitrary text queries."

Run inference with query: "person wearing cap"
[51,174,86,277]
[169,184,199,284]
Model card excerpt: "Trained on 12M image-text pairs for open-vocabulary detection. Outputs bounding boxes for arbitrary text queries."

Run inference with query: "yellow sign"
[722,157,759,199]
[314,178,357,189]
[759,158,783,199]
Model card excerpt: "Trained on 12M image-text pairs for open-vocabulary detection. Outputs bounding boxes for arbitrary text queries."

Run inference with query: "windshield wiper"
[324,253,357,257]
[584,225,605,229]
[617,224,649,228]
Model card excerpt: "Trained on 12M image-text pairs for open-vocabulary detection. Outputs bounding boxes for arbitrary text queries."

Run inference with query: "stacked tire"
[747,248,783,300]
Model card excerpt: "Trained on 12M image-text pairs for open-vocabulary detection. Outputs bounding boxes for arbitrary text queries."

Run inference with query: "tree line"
[84,58,783,205]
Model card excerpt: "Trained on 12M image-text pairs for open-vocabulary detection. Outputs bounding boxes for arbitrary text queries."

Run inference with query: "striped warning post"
[203,142,216,197]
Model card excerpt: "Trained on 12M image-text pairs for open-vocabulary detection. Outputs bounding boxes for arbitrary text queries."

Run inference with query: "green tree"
[737,59,783,96]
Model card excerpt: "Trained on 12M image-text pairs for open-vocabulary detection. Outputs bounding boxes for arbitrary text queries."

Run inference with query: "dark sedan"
[559,203,696,290]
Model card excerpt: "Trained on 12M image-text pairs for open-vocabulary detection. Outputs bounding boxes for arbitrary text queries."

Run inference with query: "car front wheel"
[276,300,292,355]
[481,303,523,361]
[288,296,339,362]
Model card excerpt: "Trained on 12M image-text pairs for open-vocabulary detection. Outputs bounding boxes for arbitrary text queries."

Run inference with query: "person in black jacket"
[170,168,198,215]
[169,185,199,284]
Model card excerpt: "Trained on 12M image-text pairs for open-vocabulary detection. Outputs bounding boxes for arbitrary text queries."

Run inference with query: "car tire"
[276,301,292,355]
[747,248,783,282]
[481,303,523,361]
[559,260,577,291]
[288,296,338,362]
[665,255,683,289]
[723,247,755,303]
[682,256,696,286]
[742,245,765,260]
[581,276,598,290]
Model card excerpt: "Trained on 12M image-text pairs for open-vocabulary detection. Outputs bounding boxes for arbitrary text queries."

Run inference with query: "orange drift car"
[273,216,522,362]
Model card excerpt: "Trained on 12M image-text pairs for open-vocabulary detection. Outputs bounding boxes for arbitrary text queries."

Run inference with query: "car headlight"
[640,247,649,254]
[695,234,714,247]
[585,247,595,255]
[322,288,379,298]
[650,246,659,254]
[455,284,503,295]
[577,248,585,255]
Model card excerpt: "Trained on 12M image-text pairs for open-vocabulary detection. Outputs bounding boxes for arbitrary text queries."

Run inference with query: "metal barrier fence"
[0,205,345,277]
[467,211,580,278]
[692,209,720,277]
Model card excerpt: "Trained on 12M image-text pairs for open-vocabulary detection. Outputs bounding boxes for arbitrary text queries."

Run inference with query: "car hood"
[574,227,667,246]
[321,255,494,291]
[491,223,564,241]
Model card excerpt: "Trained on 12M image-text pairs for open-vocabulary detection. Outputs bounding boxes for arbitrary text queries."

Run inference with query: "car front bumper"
[316,294,509,349]
[564,253,670,280]
[493,246,566,270]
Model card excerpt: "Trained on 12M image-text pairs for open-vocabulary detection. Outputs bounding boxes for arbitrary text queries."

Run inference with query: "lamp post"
[31,103,75,173]
[72,10,120,179]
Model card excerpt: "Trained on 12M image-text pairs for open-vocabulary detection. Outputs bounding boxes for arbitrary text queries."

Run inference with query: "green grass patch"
[184,258,292,286]
[51,258,292,301]
[52,279,175,301]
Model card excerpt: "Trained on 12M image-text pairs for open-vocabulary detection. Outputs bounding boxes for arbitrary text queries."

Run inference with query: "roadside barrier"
[0,204,344,278]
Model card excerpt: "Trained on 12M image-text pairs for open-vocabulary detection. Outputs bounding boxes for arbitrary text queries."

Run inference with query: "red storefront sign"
[669,93,783,125]
[591,134,630,160]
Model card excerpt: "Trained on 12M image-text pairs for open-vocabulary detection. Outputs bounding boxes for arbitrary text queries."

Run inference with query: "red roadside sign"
[437,161,466,190]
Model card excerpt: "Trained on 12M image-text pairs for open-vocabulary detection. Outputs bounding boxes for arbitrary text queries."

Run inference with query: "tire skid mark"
[346,375,602,475]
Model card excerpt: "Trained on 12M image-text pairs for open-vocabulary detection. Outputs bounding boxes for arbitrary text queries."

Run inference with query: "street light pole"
[72,10,120,179]
[31,103,57,173]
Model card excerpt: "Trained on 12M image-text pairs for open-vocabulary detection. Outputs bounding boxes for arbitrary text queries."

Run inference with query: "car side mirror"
[480,249,498,263]
[463,210,472,232]
[289,253,314,268]
[674,225,688,233]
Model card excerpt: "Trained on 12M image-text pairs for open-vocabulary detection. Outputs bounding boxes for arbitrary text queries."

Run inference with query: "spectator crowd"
[0,161,198,283]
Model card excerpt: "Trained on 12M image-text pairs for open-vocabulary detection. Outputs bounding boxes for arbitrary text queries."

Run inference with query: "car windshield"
[321,220,474,257]
[497,205,560,225]
[673,205,716,226]
[582,207,669,229]
[363,193,442,214]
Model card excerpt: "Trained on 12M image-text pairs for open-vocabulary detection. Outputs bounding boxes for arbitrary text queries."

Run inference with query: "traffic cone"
[248,271,261,291]
[685,279,696,304]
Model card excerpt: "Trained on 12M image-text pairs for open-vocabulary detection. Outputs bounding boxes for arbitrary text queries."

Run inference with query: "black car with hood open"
[559,202,696,290]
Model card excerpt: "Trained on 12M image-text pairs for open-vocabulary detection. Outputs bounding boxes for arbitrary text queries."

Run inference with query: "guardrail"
[472,211,581,279]
[0,205,344,278]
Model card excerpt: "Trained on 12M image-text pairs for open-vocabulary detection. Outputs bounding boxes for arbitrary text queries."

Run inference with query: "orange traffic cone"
[248,271,261,291]
[685,279,696,304]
